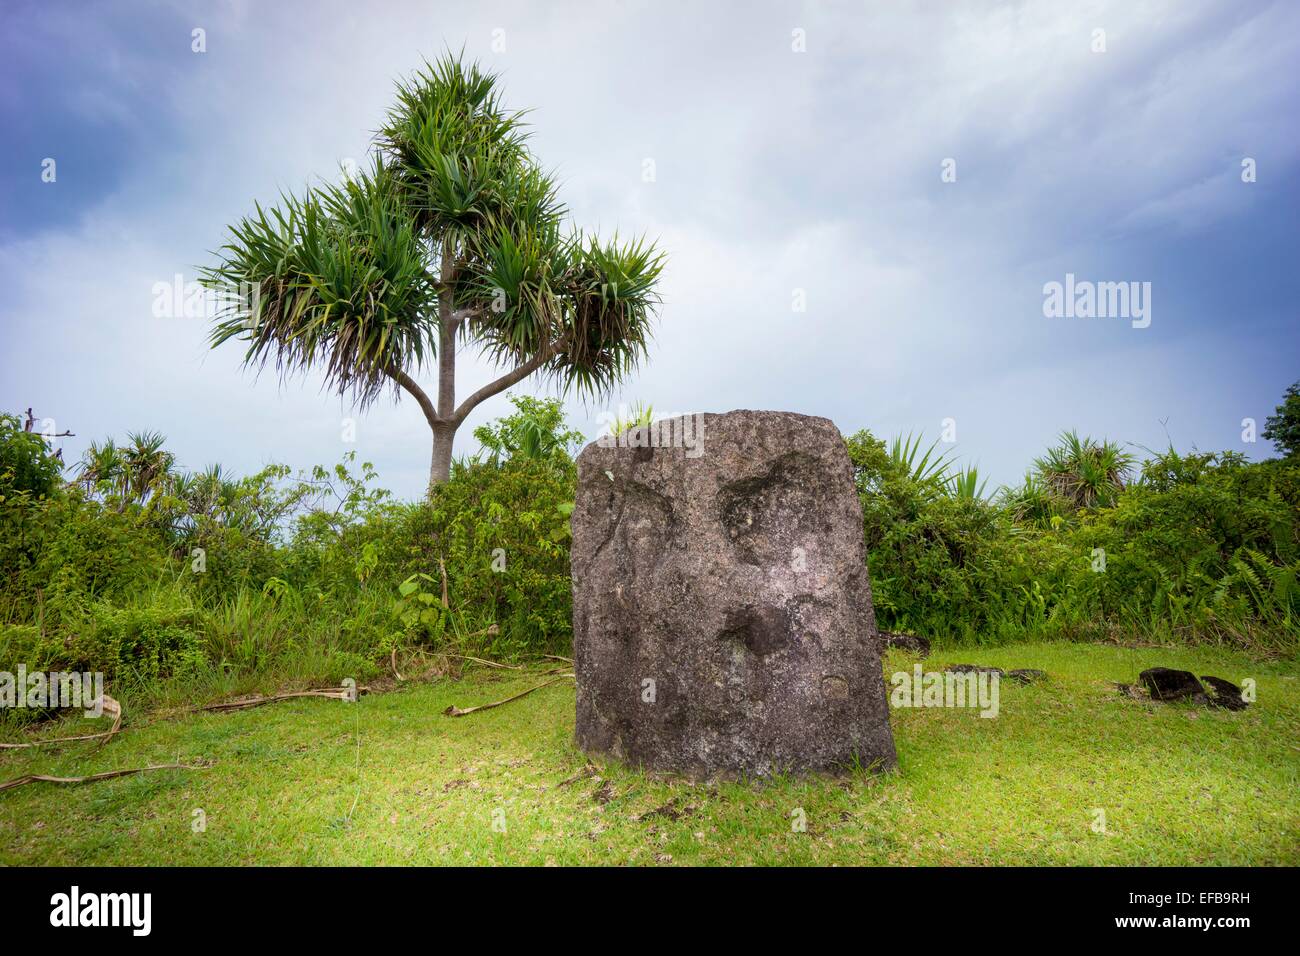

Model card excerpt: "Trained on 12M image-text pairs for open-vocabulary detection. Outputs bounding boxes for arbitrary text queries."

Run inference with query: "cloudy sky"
[3,0,1297,499]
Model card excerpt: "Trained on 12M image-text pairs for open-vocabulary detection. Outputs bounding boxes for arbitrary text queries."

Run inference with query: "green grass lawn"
[2,642,1297,865]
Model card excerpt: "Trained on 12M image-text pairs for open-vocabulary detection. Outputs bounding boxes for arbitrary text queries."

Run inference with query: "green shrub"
[0,590,204,686]
[846,428,1299,652]
[383,457,576,658]
[0,413,63,501]
[848,429,1071,642]
[1065,450,1299,647]
[1263,380,1300,458]
[0,490,171,626]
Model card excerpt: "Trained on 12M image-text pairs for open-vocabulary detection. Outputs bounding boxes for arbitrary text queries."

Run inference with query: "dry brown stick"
[0,728,116,750]
[391,647,404,682]
[4,685,357,748]
[442,674,574,717]
[0,762,200,794]
[197,687,363,713]
[443,653,523,671]
[94,695,123,751]
[542,654,574,664]
[199,689,357,712]
[0,694,123,751]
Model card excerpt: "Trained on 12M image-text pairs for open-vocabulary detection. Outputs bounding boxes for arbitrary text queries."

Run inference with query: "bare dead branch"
[442,653,522,670]
[0,694,123,750]
[442,674,574,717]
[0,762,202,794]
[196,687,366,713]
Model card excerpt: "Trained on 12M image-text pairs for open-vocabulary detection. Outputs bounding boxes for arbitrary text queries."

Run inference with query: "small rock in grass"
[1139,667,1207,702]
[1200,675,1249,711]
[1006,669,1046,684]
[946,664,1005,677]
[881,631,931,656]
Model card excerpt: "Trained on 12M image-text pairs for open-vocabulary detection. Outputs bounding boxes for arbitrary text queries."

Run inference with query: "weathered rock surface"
[1139,667,1206,702]
[943,664,1050,684]
[1200,675,1249,710]
[1116,672,1250,710]
[570,410,897,778]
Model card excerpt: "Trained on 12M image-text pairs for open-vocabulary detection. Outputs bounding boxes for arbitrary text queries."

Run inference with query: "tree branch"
[448,307,479,337]
[451,337,566,425]
[386,366,445,427]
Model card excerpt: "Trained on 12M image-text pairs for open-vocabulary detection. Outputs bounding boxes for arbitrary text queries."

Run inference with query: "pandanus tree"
[1032,430,1135,510]
[202,55,664,492]
[75,431,175,506]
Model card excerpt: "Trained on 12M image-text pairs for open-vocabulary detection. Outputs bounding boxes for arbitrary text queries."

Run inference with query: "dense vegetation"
[1,386,1297,717]
[848,431,1298,650]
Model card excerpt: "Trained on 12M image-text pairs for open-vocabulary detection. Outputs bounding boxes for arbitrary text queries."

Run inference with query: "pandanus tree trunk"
[403,263,465,494]
[429,423,456,489]
[391,300,566,495]
[430,308,458,491]
[386,357,458,494]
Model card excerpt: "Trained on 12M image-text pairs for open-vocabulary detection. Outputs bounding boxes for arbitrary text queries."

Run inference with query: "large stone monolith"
[571,409,896,778]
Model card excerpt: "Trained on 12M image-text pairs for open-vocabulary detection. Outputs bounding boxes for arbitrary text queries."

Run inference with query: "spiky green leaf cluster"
[1032,430,1135,510]
[203,161,438,409]
[888,432,957,499]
